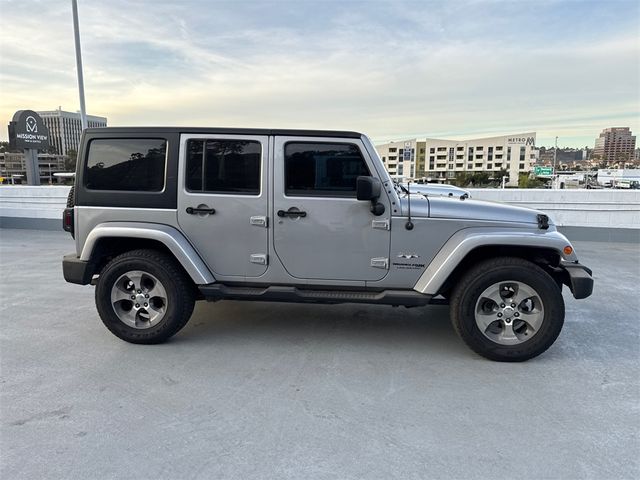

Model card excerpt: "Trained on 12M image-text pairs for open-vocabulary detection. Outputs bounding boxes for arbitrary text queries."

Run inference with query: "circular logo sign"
[9,110,50,150]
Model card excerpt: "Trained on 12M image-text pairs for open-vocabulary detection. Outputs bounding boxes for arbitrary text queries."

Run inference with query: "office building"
[593,127,636,165]
[376,132,538,187]
[38,107,107,155]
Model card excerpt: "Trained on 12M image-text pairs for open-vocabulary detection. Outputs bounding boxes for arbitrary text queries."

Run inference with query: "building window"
[520,147,526,161]
[389,148,397,153]
[430,148,435,154]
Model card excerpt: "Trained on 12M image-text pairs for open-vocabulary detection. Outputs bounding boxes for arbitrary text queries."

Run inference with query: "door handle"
[277,209,307,218]
[186,206,216,215]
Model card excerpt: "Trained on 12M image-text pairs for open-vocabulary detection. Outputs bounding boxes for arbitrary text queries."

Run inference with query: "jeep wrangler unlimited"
[62,127,593,361]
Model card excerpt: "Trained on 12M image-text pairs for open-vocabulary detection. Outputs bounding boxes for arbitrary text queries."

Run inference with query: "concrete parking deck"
[1,229,638,479]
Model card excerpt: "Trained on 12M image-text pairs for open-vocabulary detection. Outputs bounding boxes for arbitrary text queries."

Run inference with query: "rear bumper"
[560,261,594,299]
[62,253,93,285]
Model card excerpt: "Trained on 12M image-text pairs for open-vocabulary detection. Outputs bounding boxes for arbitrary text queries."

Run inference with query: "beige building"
[39,107,107,155]
[376,132,538,187]
[0,152,66,184]
[593,127,636,165]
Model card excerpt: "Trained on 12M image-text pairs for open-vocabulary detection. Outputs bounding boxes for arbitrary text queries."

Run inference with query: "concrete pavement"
[1,229,638,479]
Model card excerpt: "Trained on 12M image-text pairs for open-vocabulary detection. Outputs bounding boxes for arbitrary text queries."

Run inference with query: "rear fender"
[81,222,215,285]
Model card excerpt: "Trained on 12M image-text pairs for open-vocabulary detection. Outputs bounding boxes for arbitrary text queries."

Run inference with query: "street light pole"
[72,0,88,130]
[553,136,558,189]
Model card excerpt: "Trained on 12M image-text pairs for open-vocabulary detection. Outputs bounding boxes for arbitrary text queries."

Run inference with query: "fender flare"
[80,222,215,285]
[413,227,577,295]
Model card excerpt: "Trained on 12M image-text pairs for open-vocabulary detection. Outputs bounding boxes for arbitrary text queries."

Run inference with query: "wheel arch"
[436,245,563,298]
[414,228,577,296]
[80,222,215,285]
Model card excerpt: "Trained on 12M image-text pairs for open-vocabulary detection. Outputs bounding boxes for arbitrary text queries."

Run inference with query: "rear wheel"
[95,249,195,344]
[450,257,564,362]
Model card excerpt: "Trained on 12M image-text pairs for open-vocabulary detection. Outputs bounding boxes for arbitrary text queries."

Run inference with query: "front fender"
[80,222,215,285]
[413,227,578,295]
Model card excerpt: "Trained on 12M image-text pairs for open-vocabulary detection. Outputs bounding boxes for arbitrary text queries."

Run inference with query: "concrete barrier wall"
[1,186,638,238]
[0,186,71,230]
[468,189,640,229]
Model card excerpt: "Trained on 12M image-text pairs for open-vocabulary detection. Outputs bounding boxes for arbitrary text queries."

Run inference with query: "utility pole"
[72,0,88,129]
[553,136,558,189]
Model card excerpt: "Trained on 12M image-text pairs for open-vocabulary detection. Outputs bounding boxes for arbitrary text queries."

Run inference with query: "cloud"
[1,0,638,147]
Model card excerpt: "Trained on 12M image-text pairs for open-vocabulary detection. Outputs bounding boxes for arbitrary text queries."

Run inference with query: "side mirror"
[356,176,385,216]
[356,176,381,201]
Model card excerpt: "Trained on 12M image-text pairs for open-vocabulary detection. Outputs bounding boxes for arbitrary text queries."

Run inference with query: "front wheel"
[450,257,565,362]
[95,249,195,344]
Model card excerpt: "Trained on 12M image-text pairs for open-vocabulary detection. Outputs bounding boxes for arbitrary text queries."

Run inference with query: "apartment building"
[376,133,538,187]
[0,152,66,184]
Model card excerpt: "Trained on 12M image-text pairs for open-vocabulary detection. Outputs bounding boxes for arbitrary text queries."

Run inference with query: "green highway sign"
[534,166,554,176]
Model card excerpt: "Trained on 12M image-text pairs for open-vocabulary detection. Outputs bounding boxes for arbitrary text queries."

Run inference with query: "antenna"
[405,180,414,230]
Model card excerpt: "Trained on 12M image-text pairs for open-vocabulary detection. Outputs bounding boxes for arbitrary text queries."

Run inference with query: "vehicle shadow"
[173,300,467,357]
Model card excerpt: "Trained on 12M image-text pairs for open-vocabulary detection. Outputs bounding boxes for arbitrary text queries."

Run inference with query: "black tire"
[66,185,75,208]
[450,257,565,362]
[95,249,196,344]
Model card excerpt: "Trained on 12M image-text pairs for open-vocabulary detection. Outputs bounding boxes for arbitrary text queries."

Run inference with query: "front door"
[273,136,391,282]
[177,134,269,278]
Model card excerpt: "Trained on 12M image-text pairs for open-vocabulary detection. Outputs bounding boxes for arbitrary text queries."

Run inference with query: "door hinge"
[371,257,389,269]
[371,219,390,230]
[250,216,268,228]
[250,254,268,265]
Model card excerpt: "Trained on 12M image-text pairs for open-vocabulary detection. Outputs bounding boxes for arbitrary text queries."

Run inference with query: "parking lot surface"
[1,229,638,480]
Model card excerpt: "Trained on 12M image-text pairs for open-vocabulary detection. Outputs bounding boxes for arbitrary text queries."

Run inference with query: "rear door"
[272,136,391,282]
[177,134,269,278]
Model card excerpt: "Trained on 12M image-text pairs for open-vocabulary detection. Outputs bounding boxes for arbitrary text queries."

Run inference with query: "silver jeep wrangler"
[62,127,593,361]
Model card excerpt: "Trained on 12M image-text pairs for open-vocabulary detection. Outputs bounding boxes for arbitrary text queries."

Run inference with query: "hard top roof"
[84,127,363,138]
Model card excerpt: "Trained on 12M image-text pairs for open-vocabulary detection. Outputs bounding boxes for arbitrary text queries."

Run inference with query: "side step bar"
[199,284,435,307]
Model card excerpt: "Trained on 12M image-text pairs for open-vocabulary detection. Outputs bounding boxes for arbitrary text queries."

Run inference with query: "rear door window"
[185,139,261,195]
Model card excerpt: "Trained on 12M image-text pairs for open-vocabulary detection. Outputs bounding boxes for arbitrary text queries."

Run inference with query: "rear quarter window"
[85,138,167,191]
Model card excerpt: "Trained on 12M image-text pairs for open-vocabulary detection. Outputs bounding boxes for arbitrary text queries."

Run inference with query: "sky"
[1,0,639,148]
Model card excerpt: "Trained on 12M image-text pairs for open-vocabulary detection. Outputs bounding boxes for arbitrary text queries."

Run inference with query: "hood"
[428,195,548,225]
[399,194,549,226]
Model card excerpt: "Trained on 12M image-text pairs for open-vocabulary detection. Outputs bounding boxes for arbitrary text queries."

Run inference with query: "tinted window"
[284,142,369,197]
[186,139,261,194]
[85,138,166,191]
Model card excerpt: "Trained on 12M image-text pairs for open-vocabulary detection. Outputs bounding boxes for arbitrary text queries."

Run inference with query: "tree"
[519,173,545,188]
[65,149,78,172]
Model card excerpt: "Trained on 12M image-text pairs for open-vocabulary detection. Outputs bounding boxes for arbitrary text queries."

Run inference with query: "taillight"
[63,208,74,238]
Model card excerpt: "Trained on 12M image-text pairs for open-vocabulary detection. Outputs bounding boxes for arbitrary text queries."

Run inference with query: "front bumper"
[559,261,594,299]
[62,253,93,285]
